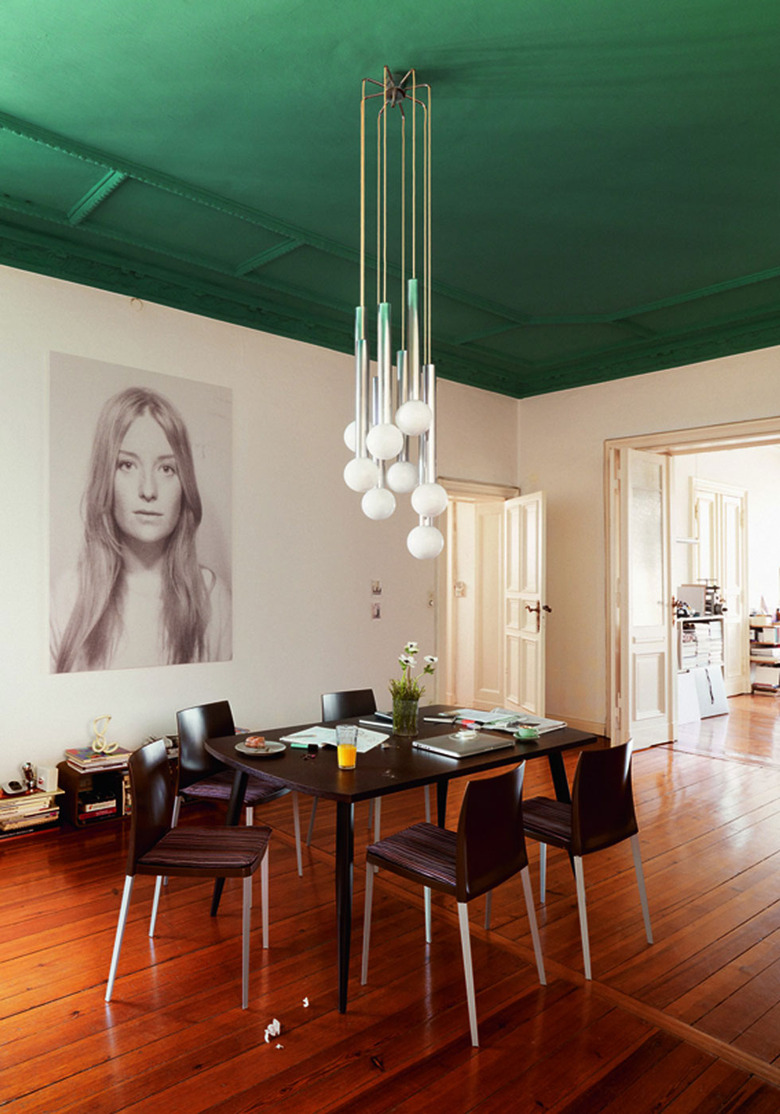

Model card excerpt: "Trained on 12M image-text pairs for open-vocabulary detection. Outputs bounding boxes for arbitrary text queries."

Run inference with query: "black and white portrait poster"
[49,353,232,673]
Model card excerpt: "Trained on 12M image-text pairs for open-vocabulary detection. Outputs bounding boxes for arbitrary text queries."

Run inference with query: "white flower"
[404,641,419,654]
[399,653,415,666]
[424,655,438,665]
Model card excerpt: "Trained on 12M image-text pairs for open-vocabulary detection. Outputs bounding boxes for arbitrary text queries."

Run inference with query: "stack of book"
[64,745,131,774]
[0,789,62,838]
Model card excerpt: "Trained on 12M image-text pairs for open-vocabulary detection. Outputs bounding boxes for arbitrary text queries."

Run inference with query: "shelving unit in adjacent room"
[749,618,780,694]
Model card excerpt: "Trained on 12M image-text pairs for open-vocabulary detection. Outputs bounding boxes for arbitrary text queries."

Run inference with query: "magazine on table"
[450,707,567,734]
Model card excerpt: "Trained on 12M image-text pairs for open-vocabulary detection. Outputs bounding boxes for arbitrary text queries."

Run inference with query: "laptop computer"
[412,732,516,759]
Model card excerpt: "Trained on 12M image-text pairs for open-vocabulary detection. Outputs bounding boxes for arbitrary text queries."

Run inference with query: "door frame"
[606,414,780,742]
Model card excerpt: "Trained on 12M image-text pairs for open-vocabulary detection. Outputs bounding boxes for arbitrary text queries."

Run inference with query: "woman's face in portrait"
[113,412,183,545]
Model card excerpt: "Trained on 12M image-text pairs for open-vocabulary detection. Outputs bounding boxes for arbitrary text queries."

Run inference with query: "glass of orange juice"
[336,724,358,769]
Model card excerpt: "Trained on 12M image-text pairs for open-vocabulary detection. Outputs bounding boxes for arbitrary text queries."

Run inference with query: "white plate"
[234,740,286,757]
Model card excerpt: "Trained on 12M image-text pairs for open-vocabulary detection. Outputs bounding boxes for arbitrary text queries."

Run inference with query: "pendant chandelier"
[343,68,447,560]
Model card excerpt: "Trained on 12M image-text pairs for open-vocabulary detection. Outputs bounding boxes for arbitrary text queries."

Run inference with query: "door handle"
[525,603,552,632]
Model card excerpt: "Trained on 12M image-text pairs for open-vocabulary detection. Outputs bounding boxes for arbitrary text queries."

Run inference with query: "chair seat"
[367,822,457,892]
[137,825,271,878]
[181,769,289,806]
[522,796,572,847]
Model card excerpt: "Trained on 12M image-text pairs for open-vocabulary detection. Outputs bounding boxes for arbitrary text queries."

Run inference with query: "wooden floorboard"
[0,693,779,1112]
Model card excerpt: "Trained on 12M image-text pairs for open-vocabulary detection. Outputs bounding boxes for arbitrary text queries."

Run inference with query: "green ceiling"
[2,0,779,398]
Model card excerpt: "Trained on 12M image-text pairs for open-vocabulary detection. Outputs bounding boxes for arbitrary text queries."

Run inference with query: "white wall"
[0,266,518,782]
[518,348,780,733]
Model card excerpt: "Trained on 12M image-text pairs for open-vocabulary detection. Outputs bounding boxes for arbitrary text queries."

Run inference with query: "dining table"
[205,705,598,1012]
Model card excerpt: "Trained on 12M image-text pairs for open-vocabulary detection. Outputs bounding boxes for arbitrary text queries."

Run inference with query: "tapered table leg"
[335,800,354,1013]
[436,779,448,826]
[548,753,571,803]
[210,769,248,917]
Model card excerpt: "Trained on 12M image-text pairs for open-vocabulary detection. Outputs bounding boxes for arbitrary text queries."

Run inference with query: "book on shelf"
[751,646,780,660]
[64,746,131,772]
[78,805,118,821]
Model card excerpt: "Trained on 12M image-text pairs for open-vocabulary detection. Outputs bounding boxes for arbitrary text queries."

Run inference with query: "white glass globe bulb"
[407,524,444,560]
[343,457,379,493]
[411,482,449,518]
[395,399,432,436]
[343,420,357,452]
[387,459,418,493]
[361,487,396,520]
[366,422,404,461]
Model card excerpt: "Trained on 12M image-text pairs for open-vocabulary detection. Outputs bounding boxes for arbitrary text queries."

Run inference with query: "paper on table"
[282,726,336,747]
[282,725,387,752]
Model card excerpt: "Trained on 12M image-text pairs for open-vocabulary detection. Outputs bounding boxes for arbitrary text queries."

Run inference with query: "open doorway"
[607,416,780,745]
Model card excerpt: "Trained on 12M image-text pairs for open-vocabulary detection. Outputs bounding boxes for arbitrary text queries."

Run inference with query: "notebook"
[412,732,516,759]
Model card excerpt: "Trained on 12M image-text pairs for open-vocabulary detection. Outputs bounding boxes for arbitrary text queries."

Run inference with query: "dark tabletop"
[205,705,597,804]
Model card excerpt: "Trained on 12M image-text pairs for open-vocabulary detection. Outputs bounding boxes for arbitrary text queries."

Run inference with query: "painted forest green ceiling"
[1,0,780,398]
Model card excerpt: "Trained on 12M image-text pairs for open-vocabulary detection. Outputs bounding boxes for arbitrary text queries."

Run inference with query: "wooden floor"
[1,695,779,1112]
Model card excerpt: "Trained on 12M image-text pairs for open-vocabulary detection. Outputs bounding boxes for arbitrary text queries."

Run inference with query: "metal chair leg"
[242,875,252,1009]
[292,792,303,877]
[539,842,547,903]
[360,861,375,984]
[245,805,254,826]
[572,856,592,979]
[306,798,318,846]
[260,850,269,948]
[148,876,163,937]
[520,865,546,985]
[105,875,134,1002]
[424,784,431,822]
[457,903,479,1048]
[424,886,432,943]
[631,833,653,943]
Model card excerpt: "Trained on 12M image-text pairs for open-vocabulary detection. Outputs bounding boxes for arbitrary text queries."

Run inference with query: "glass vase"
[392,696,419,737]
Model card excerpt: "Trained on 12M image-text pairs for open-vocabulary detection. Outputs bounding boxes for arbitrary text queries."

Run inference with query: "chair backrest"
[571,741,638,856]
[127,738,175,874]
[456,764,528,902]
[176,700,235,789]
[321,689,376,723]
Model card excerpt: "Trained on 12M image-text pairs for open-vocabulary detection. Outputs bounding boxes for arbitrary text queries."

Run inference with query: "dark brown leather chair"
[321,688,377,722]
[105,738,270,1009]
[522,740,653,979]
[174,701,302,876]
[360,764,545,1047]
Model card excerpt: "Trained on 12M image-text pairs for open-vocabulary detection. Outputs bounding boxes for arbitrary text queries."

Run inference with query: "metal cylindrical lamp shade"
[355,316,370,458]
[406,278,421,400]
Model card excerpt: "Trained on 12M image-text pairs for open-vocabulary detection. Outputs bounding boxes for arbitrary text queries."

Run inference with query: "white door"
[692,479,749,695]
[439,495,506,709]
[504,492,547,715]
[473,501,504,707]
[620,449,674,747]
